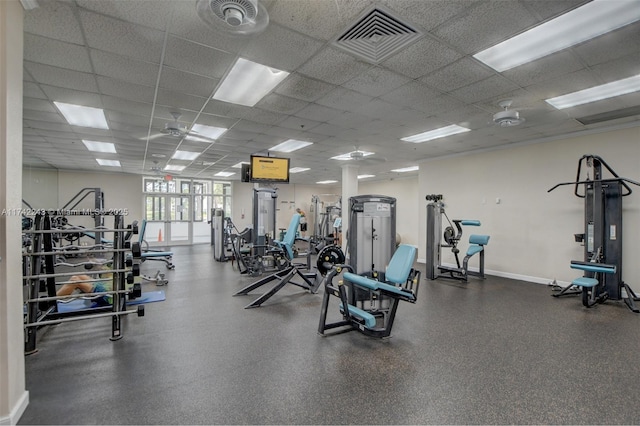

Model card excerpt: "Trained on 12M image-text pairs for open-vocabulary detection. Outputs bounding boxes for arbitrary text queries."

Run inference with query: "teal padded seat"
[466,234,490,256]
[343,244,417,301]
[272,213,300,260]
[570,262,616,288]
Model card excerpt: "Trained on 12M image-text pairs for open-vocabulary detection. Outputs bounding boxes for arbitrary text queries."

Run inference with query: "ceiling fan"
[196,0,269,36]
[337,147,387,164]
[492,100,526,127]
[144,112,218,142]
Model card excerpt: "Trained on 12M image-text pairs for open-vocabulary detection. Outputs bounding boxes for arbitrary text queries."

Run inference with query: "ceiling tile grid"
[20,0,640,183]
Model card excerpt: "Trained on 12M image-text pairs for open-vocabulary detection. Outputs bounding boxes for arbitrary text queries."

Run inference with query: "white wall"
[22,167,58,209]
[418,125,640,289]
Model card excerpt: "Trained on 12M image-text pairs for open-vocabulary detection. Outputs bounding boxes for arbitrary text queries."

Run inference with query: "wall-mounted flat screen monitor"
[249,155,290,183]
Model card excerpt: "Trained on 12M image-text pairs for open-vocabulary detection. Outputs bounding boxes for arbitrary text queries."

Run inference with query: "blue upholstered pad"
[274,213,300,259]
[469,234,490,245]
[142,251,172,258]
[461,220,481,226]
[385,244,417,284]
[572,277,599,288]
[466,245,484,257]
[342,275,415,301]
[339,303,376,329]
[570,263,616,274]
[56,290,166,313]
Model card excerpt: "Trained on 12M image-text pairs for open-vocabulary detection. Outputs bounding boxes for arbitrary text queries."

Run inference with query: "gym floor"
[19,245,640,425]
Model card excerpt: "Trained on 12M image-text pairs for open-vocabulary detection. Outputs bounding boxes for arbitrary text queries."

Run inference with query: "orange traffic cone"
[158,229,163,242]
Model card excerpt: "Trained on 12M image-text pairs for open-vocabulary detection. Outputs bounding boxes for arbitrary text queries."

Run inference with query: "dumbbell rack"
[23,211,143,355]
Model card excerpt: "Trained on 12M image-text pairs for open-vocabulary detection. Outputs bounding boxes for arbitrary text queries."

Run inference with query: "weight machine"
[548,154,640,311]
[230,188,279,276]
[317,195,420,338]
[426,194,490,282]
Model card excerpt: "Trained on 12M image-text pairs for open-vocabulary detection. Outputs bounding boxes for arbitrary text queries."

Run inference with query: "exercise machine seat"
[570,261,616,288]
[343,244,417,301]
[273,213,300,260]
[466,234,490,257]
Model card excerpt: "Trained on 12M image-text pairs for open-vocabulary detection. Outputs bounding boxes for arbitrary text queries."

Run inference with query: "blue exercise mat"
[56,291,165,313]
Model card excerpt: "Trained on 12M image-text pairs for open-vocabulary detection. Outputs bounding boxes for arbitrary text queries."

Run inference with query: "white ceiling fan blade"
[185,131,217,143]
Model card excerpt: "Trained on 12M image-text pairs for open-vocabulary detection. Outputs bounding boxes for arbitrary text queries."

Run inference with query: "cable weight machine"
[548,154,640,311]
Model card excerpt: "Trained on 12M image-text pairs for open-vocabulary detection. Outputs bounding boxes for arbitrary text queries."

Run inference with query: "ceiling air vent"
[333,7,423,64]
[576,105,640,125]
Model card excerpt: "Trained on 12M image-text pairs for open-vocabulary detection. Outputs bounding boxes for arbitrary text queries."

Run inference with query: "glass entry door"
[143,194,190,246]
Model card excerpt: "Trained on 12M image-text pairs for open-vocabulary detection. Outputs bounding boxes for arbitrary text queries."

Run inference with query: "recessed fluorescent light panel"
[54,102,109,129]
[172,150,201,161]
[164,165,186,172]
[401,125,470,143]
[546,74,640,109]
[212,58,290,107]
[290,167,310,173]
[232,162,250,168]
[358,174,375,179]
[269,139,313,153]
[82,140,116,153]
[331,151,374,160]
[474,0,640,72]
[96,159,120,167]
[215,171,235,177]
[188,123,227,142]
[391,166,419,173]
[317,180,338,184]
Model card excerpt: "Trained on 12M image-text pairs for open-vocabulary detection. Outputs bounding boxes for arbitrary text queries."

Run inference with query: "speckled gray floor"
[19,245,640,425]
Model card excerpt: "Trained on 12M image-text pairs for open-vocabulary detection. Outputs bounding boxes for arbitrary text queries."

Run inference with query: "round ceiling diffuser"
[196,0,269,36]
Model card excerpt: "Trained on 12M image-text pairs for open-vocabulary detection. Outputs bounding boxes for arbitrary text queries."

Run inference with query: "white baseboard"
[0,391,29,426]
[416,258,570,287]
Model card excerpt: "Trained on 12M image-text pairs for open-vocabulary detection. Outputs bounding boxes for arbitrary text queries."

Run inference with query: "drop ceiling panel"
[420,57,494,92]
[255,93,309,115]
[502,51,586,87]
[573,24,640,67]
[164,36,235,79]
[76,0,179,31]
[97,76,156,104]
[240,23,325,71]
[269,0,371,41]
[24,34,92,73]
[155,89,208,113]
[450,75,522,104]
[343,67,411,97]
[315,87,373,111]
[297,47,371,85]
[91,50,160,87]
[23,0,84,44]
[80,10,165,63]
[275,73,336,102]
[24,83,49,100]
[158,67,218,98]
[432,1,539,54]
[294,103,345,123]
[23,98,57,113]
[380,37,463,79]
[39,85,103,108]
[25,62,99,93]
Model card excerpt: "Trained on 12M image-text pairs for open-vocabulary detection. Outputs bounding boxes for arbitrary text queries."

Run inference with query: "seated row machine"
[426,194,490,282]
[234,213,318,309]
[318,244,420,338]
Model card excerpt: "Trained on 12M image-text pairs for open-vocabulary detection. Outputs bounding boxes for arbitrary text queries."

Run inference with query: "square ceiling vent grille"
[333,7,423,64]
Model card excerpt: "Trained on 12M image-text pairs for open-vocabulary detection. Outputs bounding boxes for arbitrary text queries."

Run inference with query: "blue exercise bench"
[138,220,174,270]
[318,244,421,338]
[234,213,319,309]
[568,260,616,308]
